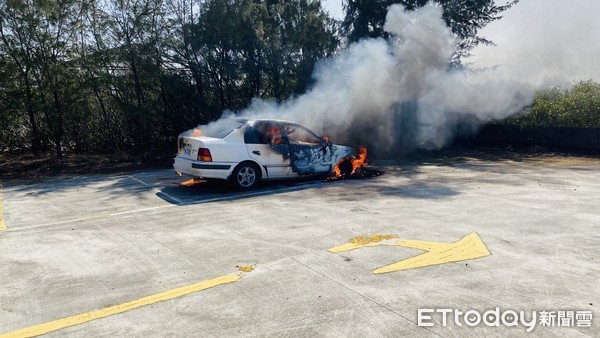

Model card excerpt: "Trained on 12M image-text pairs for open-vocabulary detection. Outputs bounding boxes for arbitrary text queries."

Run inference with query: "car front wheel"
[231,162,261,190]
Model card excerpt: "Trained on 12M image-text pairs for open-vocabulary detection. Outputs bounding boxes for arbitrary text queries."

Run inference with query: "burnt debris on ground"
[326,160,383,181]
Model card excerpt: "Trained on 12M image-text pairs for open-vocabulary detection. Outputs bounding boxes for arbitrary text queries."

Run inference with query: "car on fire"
[174,119,356,189]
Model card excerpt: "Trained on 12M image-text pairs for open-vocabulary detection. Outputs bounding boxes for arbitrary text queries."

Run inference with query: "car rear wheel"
[231,162,261,190]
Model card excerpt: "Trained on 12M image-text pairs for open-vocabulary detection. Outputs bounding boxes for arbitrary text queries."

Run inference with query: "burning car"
[174,119,359,189]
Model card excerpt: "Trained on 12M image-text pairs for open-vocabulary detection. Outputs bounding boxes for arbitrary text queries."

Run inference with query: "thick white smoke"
[200,3,536,156]
[470,0,600,86]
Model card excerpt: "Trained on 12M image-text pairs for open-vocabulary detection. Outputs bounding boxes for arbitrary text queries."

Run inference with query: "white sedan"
[173,119,355,189]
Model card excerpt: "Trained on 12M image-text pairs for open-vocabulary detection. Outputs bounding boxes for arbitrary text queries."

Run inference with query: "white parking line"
[128,174,185,204]
[128,175,150,186]
[110,204,176,216]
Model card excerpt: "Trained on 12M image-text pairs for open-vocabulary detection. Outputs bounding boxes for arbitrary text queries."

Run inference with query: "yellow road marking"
[329,232,490,274]
[0,274,241,338]
[387,239,454,252]
[0,184,6,231]
[237,265,255,272]
[373,232,490,273]
[328,234,398,253]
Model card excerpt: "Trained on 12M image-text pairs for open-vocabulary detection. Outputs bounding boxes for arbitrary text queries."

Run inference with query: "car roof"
[238,118,304,125]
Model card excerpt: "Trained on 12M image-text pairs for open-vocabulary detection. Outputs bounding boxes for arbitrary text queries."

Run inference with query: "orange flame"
[332,146,368,179]
[180,178,203,187]
[191,128,202,137]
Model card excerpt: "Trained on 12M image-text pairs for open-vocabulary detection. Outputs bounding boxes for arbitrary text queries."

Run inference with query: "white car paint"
[173,119,355,186]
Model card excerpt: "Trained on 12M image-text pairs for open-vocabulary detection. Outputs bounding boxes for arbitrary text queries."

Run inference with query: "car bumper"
[173,157,234,180]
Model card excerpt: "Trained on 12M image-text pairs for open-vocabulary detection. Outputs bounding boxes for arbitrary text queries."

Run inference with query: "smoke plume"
[197,3,559,157]
[471,0,600,86]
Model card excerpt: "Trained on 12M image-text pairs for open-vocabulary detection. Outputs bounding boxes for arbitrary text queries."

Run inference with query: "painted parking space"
[0,160,598,336]
[0,170,336,233]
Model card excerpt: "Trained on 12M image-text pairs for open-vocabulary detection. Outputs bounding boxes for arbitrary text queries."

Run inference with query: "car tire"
[231,162,262,190]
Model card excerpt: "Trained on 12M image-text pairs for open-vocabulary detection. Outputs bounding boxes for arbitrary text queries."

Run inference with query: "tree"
[185,0,338,106]
[96,0,171,149]
[0,0,44,154]
[0,54,26,151]
[342,0,518,60]
[257,0,338,97]
[0,0,340,155]
[167,0,210,125]
[0,0,88,158]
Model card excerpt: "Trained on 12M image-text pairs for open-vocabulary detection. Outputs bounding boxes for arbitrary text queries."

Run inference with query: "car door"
[284,123,332,174]
[244,122,292,178]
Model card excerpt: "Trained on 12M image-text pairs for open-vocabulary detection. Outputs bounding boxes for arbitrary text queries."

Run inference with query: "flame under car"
[174,119,356,189]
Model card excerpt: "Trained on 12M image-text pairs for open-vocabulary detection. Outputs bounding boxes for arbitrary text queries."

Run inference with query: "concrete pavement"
[0,157,598,337]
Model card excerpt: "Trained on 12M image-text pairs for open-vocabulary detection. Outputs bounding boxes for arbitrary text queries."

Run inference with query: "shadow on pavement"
[155,176,338,205]
[5,163,469,206]
[377,182,460,199]
[156,166,465,205]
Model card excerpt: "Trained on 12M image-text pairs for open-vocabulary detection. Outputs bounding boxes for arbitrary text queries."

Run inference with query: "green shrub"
[505,80,600,128]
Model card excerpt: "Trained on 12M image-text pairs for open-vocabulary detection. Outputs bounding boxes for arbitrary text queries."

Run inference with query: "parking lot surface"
[1,157,598,337]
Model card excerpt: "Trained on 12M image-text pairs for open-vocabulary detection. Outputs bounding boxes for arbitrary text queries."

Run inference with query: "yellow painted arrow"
[328,234,398,253]
[373,232,490,273]
[329,232,490,274]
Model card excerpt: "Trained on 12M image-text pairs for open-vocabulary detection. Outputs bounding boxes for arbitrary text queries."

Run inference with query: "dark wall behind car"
[455,124,600,151]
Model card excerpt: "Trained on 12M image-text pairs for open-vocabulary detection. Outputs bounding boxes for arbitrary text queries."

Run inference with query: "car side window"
[255,123,286,145]
[244,126,260,144]
[285,125,321,145]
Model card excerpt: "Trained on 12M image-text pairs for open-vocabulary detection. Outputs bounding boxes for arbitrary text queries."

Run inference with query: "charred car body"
[174,119,355,189]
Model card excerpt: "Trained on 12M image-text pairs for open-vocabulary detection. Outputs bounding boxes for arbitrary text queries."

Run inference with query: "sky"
[322,0,344,19]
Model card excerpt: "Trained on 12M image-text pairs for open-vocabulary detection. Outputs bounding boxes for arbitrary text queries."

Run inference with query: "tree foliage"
[0,0,337,156]
[342,0,519,60]
[1,0,526,158]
